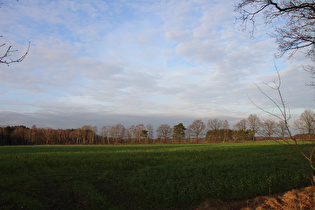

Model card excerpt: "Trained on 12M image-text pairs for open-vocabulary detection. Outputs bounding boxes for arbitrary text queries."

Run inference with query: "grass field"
[0,142,313,209]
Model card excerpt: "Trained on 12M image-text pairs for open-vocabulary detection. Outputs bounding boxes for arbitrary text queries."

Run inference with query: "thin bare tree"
[250,70,315,171]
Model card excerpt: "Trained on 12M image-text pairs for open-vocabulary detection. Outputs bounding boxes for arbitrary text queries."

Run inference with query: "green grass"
[0,143,313,209]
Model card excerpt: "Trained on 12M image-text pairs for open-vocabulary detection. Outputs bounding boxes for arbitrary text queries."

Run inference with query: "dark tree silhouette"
[236,0,315,59]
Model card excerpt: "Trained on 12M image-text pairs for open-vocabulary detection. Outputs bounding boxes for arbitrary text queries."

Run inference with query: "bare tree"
[110,124,125,144]
[156,124,172,143]
[126,125,135,144]
[223,120,230,143]
[90,126,98,144]
[101,126,110,144]
[250,70,315,171]
[277,120,289,139]
[207,118,224,131]
[247,114,261,141]
[134,124,144,143]
[81,125,91,144]
[236,0,315,59]
[236,1,315,175]
[187,119,206,143]
[146,124,154,141]
[298,109,315,135]
[233,119,248,141]
[261,119,277,139]
[207,119,224,142]
[234,119,247,131]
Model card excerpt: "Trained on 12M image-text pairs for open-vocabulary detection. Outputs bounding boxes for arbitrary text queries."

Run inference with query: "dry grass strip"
[197,186,315,210]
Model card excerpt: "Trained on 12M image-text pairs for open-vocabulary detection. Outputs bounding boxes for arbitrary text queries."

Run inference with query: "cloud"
[0,0,313,130]
[0,110,242,133]
[164,30,192,42]
[176,39,227,64]
[192,1,236,39]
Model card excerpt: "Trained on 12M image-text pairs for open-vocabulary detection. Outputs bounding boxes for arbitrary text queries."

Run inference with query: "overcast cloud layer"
[0,0,313,130]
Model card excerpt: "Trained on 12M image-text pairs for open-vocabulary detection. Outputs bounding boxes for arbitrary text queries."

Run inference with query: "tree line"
[0,109,314,145]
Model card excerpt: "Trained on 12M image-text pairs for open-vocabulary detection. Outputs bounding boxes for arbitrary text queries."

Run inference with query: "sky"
[0,0,314,131]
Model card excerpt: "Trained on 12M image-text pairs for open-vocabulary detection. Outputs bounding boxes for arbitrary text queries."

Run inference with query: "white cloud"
[0,0,313,130]
[176,39,227,64]
[192,1,236,39]
[164,30,192,42]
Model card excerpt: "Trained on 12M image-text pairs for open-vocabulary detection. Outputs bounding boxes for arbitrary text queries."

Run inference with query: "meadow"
[0,142,313,209]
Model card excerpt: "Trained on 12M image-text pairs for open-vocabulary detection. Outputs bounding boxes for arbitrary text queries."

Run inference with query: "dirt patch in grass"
[197,186,314,210]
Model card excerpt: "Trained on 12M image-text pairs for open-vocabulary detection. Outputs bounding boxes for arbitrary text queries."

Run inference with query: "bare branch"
[0,40,30,66]
[236,0,315,60]
[0,0,30,66]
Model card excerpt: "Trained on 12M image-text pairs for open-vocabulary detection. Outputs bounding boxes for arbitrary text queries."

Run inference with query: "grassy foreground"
[0,142,312,209]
